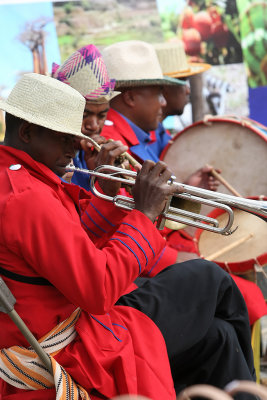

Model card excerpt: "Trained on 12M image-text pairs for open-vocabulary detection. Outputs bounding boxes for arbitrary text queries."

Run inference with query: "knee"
[173,258,231,282]
[206,318,237,348]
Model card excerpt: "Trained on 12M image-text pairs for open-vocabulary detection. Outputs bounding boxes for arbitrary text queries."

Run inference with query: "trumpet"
[66,164,267,235]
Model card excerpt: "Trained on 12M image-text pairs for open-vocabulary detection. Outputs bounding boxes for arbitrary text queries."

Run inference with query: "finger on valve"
[132,161,175,223]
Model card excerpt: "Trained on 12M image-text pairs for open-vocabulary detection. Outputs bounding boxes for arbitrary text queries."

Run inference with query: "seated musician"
[100,40,220,260]
[0,72,257,399]
[52,43,267,327]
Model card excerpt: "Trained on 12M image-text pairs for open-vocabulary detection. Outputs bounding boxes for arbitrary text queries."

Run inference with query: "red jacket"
[102,110,267,326]
[0,146,176,400]
[101,109,179,273]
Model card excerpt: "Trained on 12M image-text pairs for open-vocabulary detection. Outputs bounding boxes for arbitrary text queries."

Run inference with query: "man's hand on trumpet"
[80,136,130,196]
[132,160,177,223]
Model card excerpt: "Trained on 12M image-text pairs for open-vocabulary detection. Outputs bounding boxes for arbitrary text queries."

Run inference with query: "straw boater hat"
[0,73,88,140]
[52,44,120,104]
[154,41,210,78]
[102,40,187,90]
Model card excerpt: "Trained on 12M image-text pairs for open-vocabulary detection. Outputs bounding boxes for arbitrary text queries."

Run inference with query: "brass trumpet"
[66,164,267,235]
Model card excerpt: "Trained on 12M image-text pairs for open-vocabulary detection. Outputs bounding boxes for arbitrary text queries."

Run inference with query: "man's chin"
[55,166,68,177]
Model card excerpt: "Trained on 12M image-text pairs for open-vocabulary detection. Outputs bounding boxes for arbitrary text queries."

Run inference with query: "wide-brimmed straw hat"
[52,44,120,103]
[0,73,88,139]
[102,40,187,90]
[154,41,211,78]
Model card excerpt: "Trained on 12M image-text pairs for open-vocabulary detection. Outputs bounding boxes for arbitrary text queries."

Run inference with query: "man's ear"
[18,121,33,143]
[122,89,136,107]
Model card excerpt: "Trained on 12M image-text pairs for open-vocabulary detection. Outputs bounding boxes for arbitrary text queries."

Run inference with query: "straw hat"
[0,73,88,140]
[102,40,187,89]
[52,44,120,104]
[154,41,211,78]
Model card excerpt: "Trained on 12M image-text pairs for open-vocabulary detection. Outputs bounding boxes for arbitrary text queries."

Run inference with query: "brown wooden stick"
[87,137,142,170]
[204,233,253,261]
[210,168,242,197]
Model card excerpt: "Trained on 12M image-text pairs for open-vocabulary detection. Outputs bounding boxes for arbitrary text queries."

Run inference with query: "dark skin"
[80,138,131,196]
[161,80,220,191]
[111,86,167,132]
[73,97,220,192]
[77,94,220,261]
[162,80,191,119]
[6,120,176,223]
[82,101,110,138]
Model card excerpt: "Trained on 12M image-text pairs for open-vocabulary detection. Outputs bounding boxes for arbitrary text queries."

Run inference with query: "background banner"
[0,0,266,138]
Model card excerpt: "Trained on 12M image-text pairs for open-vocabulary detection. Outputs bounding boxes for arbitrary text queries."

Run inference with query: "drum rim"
[193,196,267,269]
[160,116,267,160]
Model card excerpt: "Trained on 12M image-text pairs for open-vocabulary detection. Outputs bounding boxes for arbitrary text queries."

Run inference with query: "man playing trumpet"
[0,67,256,400]
[52,43,267,328]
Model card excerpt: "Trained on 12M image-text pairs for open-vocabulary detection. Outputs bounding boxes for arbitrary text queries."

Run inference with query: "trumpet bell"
[164,197,201,231]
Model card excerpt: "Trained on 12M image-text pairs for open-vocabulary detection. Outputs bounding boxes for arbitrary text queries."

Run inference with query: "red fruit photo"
[177,0,243,65]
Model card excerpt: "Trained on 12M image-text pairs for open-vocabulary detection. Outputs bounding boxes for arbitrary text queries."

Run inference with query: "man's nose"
[66,136,79,157]
[83,117,98,131]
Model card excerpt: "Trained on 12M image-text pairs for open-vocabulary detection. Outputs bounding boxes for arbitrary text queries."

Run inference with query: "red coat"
[102,110,267,326]
[0,146,176,400]
[101,109,178,273]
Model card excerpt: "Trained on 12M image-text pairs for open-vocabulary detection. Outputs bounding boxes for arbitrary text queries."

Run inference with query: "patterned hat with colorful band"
[52,44,120,103]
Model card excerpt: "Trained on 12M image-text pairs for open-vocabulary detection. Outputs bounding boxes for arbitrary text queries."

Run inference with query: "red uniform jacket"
[101,109,267,326]
[0,146,176,400]
[101,109,180,273]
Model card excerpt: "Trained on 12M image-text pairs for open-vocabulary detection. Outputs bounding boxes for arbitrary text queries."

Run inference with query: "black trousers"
[117,259,256,398]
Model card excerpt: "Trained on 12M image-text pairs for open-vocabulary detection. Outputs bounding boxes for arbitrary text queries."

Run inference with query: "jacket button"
[104,120,113,126]
[9,164,21,170]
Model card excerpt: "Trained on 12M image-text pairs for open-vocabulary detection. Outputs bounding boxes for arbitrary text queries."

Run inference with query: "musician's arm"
[2,188,165,314]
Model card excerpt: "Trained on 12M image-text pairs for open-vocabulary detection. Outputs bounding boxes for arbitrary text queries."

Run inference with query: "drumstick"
[210,168,242,197]
[86,137,142,170]
[204,233,254,261]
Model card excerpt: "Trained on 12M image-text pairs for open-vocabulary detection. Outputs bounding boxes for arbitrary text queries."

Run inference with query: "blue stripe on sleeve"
[117,231,148,266]
[90,203,115,227]
[147,247,166,276]
[109,238,141,274]
[90,315,122,341]
[112,323,128,330]
[85,210,107,233]
[81,217,100,237]
[121,222,155,257]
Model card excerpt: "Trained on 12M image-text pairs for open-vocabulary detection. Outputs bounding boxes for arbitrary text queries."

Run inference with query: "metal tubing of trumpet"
[171,181,267,219]
[65,165,267,233]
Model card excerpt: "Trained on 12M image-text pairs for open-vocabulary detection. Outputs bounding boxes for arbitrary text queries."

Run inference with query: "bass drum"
[160,116,267,197]
[194,197,267,298]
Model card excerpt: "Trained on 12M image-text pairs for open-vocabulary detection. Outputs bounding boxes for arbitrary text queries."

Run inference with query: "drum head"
[161,118,267,197]
[198,209,267,263]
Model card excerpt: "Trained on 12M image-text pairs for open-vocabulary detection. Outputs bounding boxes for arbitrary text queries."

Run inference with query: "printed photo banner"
[156,0,267,126]
[0,0,266,133]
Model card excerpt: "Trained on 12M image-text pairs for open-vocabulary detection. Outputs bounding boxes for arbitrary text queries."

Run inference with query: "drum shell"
[160,116,267,198]
[194,197,267,288]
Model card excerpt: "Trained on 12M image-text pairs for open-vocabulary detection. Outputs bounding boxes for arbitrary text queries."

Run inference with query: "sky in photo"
[156,0,186,15]
[0,1,60,97]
